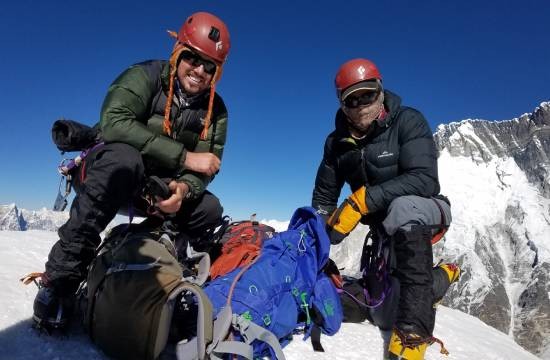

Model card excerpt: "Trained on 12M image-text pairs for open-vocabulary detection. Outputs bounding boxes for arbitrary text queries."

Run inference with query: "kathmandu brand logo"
[216,41,224,51]
[378,151,394,158]
[357,65,366,77]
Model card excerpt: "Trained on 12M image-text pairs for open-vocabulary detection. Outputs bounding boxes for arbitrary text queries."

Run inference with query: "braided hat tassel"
[200,66,220,140]
[164,32,222,140]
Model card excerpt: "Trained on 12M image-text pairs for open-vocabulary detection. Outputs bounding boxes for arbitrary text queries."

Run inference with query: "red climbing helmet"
[177,12,231,64]
[335,58,382,100]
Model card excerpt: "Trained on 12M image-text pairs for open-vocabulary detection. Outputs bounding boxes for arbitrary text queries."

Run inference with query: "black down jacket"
[312,90,440,218]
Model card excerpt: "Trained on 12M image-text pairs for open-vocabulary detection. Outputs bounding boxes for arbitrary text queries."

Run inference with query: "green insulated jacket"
[99,60,228,200]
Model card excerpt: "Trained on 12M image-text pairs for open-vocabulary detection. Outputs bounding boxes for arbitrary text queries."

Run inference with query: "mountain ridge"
[434,101,550,197]
[0,203,69,231]
[433,100,550,358]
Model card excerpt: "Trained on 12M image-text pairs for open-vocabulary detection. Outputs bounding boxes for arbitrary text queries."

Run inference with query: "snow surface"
[0,231,540,359]
[260,219,290,232]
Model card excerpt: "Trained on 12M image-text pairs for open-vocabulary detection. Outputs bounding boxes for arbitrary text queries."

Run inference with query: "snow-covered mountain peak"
[435,101,550,197]
[0,203,24,231]
[432,100,550,357]
[0,204,69,231]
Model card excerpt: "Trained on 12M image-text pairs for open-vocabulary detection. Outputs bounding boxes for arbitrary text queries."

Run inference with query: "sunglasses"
[180,50,217,75]
[342,90,380,109]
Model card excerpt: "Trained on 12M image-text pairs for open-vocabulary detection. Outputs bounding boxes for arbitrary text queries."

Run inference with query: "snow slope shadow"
[0,317,107,359]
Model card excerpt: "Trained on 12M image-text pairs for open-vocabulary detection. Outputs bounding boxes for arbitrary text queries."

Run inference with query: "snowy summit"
[0,231,539,360]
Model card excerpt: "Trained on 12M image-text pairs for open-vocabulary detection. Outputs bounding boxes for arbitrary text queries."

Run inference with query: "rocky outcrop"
[515,262,550,357]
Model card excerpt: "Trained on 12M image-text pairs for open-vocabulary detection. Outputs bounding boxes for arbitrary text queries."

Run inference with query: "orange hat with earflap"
[164,12,231,140]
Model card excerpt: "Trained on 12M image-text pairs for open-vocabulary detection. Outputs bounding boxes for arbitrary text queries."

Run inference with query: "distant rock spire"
[0,204,69,231]
[0,204,24,231]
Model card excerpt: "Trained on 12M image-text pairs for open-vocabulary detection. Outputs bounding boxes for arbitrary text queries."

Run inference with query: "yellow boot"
[439,263,461,283]
[388,329,428,360]
[433,262,461,305]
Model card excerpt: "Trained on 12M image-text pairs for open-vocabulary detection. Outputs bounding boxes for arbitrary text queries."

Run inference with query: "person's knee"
[387,196,419,215]
[180,193,223,241]
[384,196,424,235]
[105,143,144,174]
[201,193,223,224]
[82,143,144,202]
[96,143,144,188]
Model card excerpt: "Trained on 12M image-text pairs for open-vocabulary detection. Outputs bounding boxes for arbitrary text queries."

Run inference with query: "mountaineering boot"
[388,327,428,360]
[392,226,435,337]
[381,329,393,360]
[33,282,75,331]
[439,263,461,283]
[433,263,461,304]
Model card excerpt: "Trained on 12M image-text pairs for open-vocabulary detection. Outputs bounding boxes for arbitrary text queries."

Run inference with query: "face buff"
[344,91,385,137]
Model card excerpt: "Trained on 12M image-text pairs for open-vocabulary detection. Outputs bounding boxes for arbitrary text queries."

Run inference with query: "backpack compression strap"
[177,306,249,360]
[204,307,287,360]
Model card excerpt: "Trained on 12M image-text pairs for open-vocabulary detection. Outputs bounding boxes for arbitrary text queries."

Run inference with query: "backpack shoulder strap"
[310,325,324,352]
[231,314,286,359]
[173,283,214,360]
[204,308,287,360]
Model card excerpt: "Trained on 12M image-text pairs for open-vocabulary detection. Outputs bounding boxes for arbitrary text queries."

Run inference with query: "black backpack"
[81,224,213,360]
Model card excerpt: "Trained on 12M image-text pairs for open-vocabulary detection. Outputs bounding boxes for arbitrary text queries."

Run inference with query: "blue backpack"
[201,207,343,359]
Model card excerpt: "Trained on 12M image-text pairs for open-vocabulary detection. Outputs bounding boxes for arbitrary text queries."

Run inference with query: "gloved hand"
[326,186,369,244]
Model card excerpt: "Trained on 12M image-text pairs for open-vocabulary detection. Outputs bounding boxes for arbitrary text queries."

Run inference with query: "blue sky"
[0,0,549,220]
